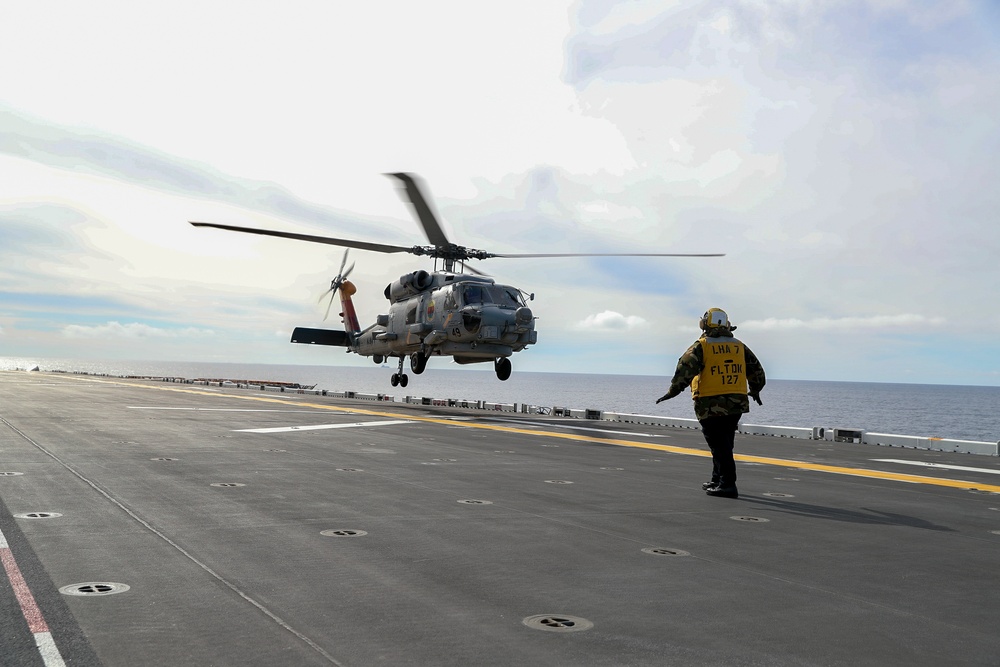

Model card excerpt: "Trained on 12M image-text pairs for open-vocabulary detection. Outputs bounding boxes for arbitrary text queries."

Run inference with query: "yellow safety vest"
[691,336,748,398]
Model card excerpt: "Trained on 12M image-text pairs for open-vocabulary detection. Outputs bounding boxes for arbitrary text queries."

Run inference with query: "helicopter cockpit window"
[488,286,523,309]
[460,284,523,309]
[405,303,417,325]
[462,286,485,306]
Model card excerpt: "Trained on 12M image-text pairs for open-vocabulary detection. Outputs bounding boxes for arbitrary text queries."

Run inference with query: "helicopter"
[191,173,723,386]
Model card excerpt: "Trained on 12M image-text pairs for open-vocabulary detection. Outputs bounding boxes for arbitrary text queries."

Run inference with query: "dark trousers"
[699,413,742,487]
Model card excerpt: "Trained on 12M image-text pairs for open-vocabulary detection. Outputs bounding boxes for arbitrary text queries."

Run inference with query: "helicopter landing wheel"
[410,353,427,375]
[495,357,512,381]
[392,356,407,387]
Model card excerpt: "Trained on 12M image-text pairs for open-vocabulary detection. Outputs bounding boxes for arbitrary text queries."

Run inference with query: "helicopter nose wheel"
[494,357,512,381]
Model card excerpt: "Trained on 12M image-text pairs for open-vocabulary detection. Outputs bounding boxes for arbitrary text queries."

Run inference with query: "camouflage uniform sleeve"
[663,341,703,399]
[744,345,766,395]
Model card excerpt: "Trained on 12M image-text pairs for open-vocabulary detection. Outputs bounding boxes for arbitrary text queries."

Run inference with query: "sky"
[1,0,998,385]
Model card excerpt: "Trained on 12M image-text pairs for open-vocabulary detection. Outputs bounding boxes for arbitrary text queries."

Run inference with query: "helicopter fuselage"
[292,270,536,383]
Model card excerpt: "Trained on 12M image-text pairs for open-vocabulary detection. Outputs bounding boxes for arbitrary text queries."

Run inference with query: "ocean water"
[2,356,998,443]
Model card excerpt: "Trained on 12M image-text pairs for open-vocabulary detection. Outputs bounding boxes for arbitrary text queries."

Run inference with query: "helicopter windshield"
[461,284,523,309]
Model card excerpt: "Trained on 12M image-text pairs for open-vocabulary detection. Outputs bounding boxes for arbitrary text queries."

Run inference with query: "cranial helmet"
[699,308,730,331]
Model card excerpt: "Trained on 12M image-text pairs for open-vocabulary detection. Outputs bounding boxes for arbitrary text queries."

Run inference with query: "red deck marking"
[1,528,68,666]
[1,544,49,633]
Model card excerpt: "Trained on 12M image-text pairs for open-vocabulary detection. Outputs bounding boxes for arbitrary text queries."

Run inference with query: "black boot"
[706,485,738,498]
[701,481,719,490]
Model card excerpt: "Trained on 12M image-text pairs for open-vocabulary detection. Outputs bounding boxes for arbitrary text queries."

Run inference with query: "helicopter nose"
[473,307,509,339]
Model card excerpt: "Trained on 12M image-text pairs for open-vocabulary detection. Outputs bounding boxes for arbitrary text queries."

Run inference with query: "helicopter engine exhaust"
[385,270,433,302]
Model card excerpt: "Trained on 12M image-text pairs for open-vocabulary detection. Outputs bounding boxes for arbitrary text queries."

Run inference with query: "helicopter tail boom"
[338,280,362,334]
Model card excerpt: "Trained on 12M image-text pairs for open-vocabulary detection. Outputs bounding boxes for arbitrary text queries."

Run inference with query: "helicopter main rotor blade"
[386,173,451,248]
[488,252,726,258]
[189,222,413,255]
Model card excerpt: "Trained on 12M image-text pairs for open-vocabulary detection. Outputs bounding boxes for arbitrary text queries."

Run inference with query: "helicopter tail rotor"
[319,249,356,321]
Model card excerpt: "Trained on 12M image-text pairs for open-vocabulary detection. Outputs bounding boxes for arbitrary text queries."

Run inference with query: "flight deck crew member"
[655,308,766,499]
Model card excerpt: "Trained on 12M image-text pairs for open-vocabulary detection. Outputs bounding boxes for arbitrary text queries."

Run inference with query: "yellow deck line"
[54,374,1000,494]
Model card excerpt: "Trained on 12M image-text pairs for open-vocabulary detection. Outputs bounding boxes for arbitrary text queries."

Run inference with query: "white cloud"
[62,322,215,339]
[575,311,648,331]
[0,2,634,209]
[1,2,998,382]
[741,314,946,332]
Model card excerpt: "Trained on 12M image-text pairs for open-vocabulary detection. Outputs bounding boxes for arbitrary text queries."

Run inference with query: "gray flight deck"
[1,371,998,666]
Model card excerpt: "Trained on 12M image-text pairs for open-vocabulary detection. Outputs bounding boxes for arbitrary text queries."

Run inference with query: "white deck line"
[870,459,1000,475]
[234,420,412,433]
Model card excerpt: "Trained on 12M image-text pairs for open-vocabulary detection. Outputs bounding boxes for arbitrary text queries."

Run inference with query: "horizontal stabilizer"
[290,327,351,347]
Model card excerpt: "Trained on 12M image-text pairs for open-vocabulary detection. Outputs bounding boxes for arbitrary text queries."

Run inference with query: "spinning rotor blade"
[319,249,355,321]
[190,173,726,267]
[386,173,451,248]
[189,222,412,255]
[489,252,725,258]
[322,292,334,320]
[336,248,355,279]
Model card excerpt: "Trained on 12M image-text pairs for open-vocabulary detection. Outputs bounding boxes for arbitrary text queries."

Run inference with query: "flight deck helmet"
[699,308,731,331]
